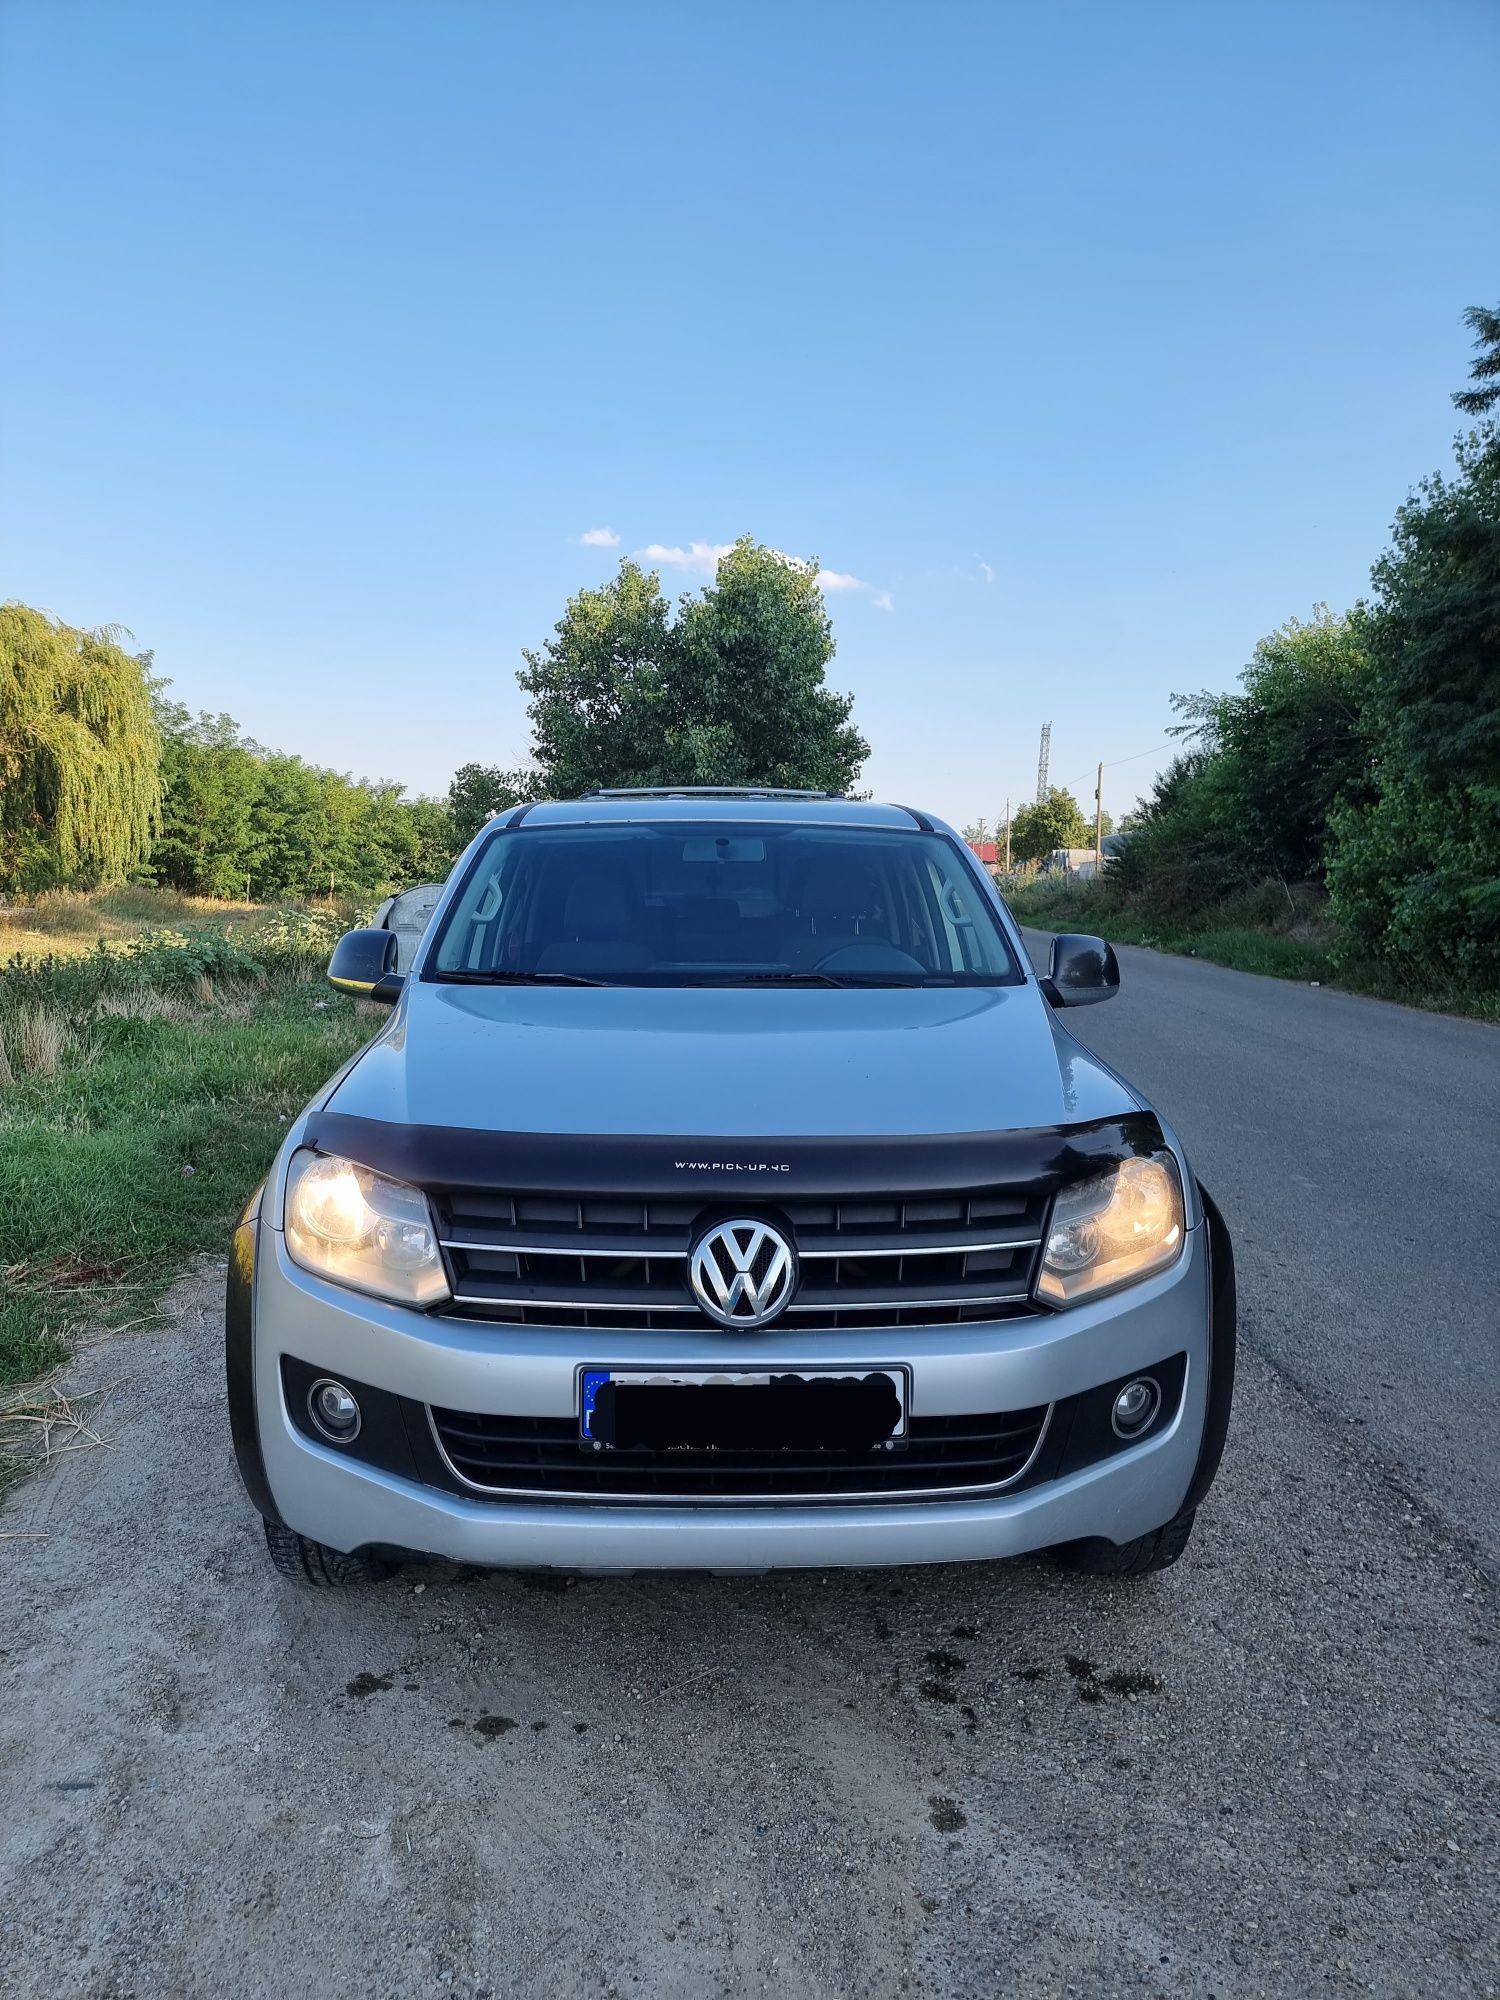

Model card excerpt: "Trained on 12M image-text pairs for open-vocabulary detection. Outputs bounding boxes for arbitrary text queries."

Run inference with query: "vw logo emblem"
[689,1218,797,1328]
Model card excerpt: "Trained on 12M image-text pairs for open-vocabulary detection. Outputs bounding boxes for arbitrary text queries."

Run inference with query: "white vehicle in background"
[370,883,444,970]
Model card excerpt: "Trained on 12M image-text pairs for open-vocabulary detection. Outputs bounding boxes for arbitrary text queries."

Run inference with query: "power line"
[1101,741,1174,769]
[1091,742,1175,860]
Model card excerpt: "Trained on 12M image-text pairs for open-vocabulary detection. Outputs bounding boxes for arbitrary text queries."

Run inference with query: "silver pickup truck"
[226,789,1234,1589]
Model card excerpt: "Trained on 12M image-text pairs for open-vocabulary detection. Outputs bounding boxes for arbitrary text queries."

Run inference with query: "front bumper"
[234,1207,1217,1571]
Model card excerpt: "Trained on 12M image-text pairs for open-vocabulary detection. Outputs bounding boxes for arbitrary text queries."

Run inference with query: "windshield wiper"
[432,969,615,987]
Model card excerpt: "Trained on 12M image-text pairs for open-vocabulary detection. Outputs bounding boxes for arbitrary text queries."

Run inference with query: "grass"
[0,892,374,1416]
[1004,875,1500,1021]
[0,883,270,964]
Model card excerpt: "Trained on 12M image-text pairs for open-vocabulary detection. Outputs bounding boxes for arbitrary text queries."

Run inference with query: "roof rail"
[575,786,843,801]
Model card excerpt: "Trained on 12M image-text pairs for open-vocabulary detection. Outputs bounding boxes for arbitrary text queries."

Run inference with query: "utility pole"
[1003,798,1011,873]
[1094,761,1103,861]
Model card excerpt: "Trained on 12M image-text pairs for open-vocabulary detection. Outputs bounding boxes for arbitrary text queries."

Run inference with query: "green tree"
[151,711,268,898]
[518,562,676,797]
[150,694,452,901]
[1009,788,1088,863]
[447,763,539,848]
[961,818,992,847]
[518,539,869,796]
[1352,434,1500,792]
[670,540,869,790]
[1102,753,1234,915]
[0,604,160,892]
[1327,425,1500,985]
[1172,605,1370,883]
[1453,303,1500,420]
[395,795,459,879]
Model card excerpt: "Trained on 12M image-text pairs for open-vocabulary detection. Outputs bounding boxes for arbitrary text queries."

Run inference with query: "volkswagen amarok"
[227,790,1235,1586]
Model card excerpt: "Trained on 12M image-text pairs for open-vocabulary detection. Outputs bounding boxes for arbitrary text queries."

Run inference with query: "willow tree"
[0,603,161,892]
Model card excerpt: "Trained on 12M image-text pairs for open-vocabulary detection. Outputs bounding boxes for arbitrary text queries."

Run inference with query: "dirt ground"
[1,1263,1495,1999]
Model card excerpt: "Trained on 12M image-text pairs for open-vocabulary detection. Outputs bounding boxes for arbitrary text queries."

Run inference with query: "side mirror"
[1040,933,1120,1008]
[327,928,404,1005]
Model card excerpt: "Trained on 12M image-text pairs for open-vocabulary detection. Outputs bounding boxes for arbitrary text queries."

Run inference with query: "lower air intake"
[428,1402,1051,1502]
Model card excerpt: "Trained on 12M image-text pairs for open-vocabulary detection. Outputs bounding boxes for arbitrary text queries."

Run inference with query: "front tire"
[1050,1507,1195,1577]
[262,1519,395,1588]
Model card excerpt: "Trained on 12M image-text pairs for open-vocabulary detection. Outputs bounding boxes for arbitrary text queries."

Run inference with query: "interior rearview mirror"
[1040,933,1120,1008]
[327,927,404,1005]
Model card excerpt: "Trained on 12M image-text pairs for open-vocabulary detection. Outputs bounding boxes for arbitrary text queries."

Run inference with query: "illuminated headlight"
[283,1150,450,1308]
[1036,1154,1184,1305]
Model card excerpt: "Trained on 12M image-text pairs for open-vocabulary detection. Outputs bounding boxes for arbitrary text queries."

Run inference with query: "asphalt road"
[1022,933,1500,1565]
[2,951,1497,1998]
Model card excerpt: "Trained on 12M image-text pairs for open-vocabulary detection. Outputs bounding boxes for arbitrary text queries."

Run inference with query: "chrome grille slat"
[441,1235,690,1259]
[785,1290,1030,1312]
[438,1233,1041,1260]
[432,1180,1048,1329]
[452,1293,700,1313]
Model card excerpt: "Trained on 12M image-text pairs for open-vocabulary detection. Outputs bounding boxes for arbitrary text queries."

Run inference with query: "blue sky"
[3,1,1497,827]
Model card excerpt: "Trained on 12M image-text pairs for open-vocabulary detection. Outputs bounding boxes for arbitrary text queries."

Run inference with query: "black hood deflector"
[301,1110,1167,1200]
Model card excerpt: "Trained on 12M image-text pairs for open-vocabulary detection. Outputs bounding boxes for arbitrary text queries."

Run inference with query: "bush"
[1327,777,1500,988]
[0,903,355,1027]
[250,904,350,961]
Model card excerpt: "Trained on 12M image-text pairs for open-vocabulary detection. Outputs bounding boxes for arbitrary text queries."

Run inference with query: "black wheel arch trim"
[1181,1182,1236,1515]
[225,1181,283,1526]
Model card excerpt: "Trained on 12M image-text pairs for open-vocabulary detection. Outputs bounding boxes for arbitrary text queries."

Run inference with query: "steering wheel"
[813,941,928,975]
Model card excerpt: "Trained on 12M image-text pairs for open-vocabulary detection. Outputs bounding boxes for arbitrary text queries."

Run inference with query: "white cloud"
[633,538,894,607]
[635,540,734,575]
[773,549,893,606]
[578,526,621,548]
[815,565,894,610]
[976,559,995,585]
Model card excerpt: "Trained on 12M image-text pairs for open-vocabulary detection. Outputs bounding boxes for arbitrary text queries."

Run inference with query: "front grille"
[428,1402,1051,1501]
[432,1186,1047,1331]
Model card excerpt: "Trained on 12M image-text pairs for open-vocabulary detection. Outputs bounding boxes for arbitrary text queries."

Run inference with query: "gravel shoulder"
[2,1264,1495,1999]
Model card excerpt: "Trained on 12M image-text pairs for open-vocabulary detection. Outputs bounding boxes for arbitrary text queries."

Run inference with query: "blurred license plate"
[579,1368,908,1452]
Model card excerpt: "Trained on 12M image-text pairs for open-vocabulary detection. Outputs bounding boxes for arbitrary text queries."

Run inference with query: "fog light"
[308,1377,362,1444]
[1111,1377,1160,1439]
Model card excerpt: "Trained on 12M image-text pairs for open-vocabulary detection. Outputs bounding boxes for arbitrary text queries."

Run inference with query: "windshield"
[426,821,1021,986]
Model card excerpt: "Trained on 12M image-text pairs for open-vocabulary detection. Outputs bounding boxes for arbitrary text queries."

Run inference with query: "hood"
[327,981,1138,1139]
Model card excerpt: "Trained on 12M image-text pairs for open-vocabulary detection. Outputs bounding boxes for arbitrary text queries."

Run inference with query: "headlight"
[1036,1154,1184,1305]
[283,1150,450,1308]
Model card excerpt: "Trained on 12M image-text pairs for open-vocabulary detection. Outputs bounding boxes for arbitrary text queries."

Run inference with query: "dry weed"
[5,1256,131,1293]
[95,987,195,1024]
[7,1005,72,1077]
[211,985,256,1022]
[0,1382,113,1471]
